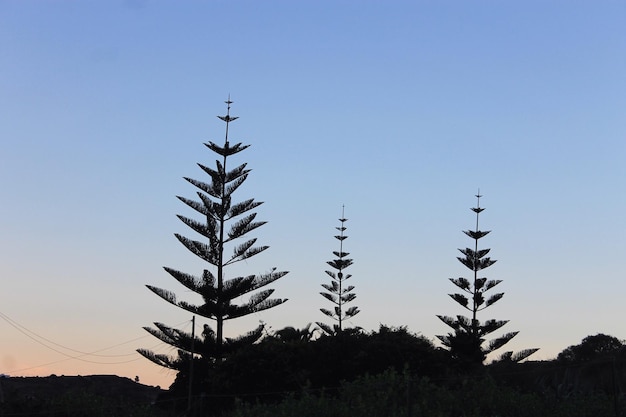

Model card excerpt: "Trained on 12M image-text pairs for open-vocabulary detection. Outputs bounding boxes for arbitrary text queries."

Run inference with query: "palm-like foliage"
[274,324,316,342]
[437,193,537,368]
[139,99,288,370]
[317,208,359,335]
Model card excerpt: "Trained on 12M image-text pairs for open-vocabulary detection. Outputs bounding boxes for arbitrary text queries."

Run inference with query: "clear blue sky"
[1,1,624,387]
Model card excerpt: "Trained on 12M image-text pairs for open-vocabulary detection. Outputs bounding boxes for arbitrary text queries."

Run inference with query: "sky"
[1,0,624,388]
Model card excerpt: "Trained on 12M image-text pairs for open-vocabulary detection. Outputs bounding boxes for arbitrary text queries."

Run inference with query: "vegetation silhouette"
[558,333,625,363]
[437,192,538,370]
[137,99,288,413]
[124,100,626,417]
[317,207,360,336]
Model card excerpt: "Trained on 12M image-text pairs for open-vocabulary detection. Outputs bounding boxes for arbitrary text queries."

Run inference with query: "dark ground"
[0,374,163,409]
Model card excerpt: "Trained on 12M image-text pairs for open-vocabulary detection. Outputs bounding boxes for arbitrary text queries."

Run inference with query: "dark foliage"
[159,325,447,415]
[437,192,537,370]
[226,365,624,417]
[317,208,360,335]
[138,99,287,414]
[4,334,626,416]
[558,333,625,363]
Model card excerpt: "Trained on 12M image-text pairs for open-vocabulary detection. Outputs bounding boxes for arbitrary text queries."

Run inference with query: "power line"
[0,310,139,358]
[0,310,190,370]
[5,339,177,374]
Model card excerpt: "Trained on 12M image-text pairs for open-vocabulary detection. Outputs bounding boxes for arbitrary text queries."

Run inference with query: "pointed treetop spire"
[336,204,348,239]
[217,95,239,144]
[472,189,485,215]
[318,205,359,335]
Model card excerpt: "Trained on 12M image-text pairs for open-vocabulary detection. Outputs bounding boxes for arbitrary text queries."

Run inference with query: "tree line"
[136,100,623,417]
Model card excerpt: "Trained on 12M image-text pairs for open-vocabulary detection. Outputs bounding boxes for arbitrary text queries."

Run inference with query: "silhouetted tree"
[317,207,359,335]
[437,192,537,369]
[558,334,625,362]
[138,99,288,373]
[274,324,316,342]
[210,324,444,410]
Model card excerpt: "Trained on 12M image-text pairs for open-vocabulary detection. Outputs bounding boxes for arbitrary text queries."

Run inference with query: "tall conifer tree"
[317,207,359,335]
[138,99,288,371]
[437,193,536,368]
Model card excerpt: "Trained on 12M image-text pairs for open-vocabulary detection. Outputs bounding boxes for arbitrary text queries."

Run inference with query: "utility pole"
[612,356,620,417]
[187,315,195,415]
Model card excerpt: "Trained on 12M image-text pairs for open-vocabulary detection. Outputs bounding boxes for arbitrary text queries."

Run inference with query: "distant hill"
[0,374,164,416]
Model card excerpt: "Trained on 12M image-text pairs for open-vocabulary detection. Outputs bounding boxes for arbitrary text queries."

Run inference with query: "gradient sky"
[1,1,624,388]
